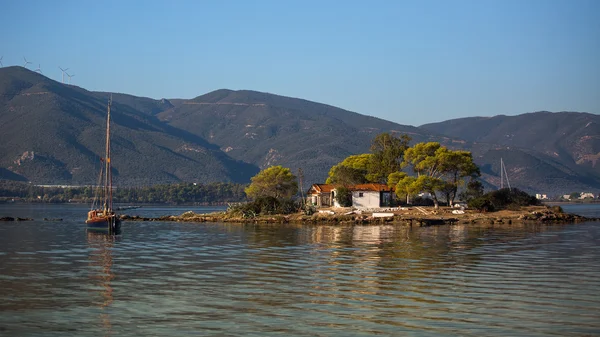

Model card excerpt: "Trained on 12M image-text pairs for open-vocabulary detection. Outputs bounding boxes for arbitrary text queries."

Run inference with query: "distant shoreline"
[543,201,600,205]
[2,199,599,207]
[0,200,235,207]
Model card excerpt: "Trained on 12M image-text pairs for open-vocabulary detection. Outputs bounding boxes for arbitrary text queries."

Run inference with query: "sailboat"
[86,95,121,234]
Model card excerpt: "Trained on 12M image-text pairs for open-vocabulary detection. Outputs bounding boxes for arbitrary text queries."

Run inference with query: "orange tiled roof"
[309,183,392,193]
[309,184,335,193]
[351,183,393,192]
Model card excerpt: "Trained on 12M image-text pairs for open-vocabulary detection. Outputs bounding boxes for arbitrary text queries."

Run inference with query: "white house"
[580,192,595,199]
[306,183,394,209]
[536,194,548,200]
[350,184,394,209]
[306,184,338,208]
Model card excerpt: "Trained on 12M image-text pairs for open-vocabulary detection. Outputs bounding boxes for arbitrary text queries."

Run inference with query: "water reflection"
[1,204,599,336]
[87,231,118,335]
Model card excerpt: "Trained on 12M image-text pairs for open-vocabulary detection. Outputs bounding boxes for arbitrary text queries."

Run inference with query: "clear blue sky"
[1,0,598,125]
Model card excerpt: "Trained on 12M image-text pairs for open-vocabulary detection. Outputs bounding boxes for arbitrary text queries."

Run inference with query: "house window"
[358,192,364,197]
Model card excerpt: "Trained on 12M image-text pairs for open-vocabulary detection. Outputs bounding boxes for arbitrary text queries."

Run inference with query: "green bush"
[276,198,298,214]
[255,196,280,215]
[468,197,495,212]
[228,201,260,218]
[412,196,435,207]
[468,188,540,212]
[302,204,316,215]
[488,188,539,208]
[227,197,299,216]
[550,205,563,213]
[334,186,353,207]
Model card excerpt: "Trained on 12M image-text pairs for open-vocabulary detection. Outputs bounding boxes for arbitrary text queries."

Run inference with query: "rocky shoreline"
[118,206,597,226]
[0,217,34,221]
[1,206,595,226]
[0,217,62,221]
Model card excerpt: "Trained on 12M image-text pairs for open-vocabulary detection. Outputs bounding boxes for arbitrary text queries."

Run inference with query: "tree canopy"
[327,133,412,186]
[437,150,480,206]
[325,135,481,208]
[326,154,371,185]
[459,179,484,202]
[368,133,411,183]
[245,165,298,200]
[388,171,420,204]
[400,142,480,207]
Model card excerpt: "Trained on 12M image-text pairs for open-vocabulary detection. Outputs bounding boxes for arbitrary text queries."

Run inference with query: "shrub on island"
[227,196,300,218]
[468,188,541,212]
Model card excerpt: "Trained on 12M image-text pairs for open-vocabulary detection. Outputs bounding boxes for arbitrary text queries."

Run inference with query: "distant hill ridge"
[420,112,600,173]
[0,67,258,186]
[420,112,600,194]
[156,88,440,187]
[1,66,599,195]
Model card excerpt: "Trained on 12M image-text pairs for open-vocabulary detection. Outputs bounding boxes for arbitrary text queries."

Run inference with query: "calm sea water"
[0,203,599,336]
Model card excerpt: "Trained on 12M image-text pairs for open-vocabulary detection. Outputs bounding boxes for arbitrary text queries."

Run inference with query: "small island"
[119,204,596,226]
[120,134,595,227]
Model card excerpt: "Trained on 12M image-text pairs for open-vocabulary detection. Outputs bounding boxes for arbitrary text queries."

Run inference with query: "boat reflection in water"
[87,231,119,334]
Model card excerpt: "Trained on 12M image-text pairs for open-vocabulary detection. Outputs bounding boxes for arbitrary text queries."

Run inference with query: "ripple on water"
[0,210,599,336]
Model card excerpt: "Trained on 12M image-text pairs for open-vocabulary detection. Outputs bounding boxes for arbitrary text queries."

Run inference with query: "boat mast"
[104,95,113,213]
[500,158,511,191]
[500,158,504,189]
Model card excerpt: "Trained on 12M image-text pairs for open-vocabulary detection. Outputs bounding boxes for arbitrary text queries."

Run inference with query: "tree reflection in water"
[87,231,118,335]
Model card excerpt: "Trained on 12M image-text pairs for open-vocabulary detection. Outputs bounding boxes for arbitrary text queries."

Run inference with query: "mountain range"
[1,66,598,196]
[421,113,600,194]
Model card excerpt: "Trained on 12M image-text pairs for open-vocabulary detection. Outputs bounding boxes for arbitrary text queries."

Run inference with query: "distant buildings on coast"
[536,192,598,201]
[560,192,596,200]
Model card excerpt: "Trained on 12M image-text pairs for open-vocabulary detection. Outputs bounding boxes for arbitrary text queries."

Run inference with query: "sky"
[1,0,598,126]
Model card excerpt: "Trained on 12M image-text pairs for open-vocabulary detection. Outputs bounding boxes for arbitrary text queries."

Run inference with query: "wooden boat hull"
[86,216,121,233]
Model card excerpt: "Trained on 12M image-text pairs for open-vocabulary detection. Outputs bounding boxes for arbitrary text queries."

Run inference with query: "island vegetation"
[229,132,480,214]
[218,133,593,225]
